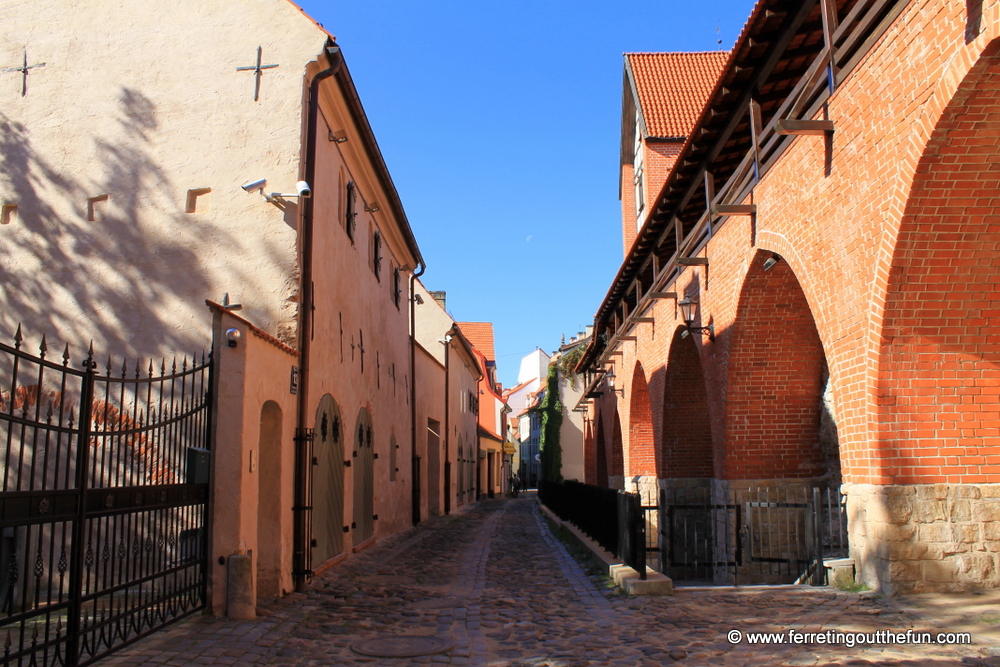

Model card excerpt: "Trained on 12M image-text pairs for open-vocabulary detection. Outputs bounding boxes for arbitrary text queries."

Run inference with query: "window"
[392,266,402,308]
[345,181,357,242]
[372,230,382,279]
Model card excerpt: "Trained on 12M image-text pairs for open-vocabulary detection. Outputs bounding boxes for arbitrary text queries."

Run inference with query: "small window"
[392,267,402,308]
[372,230,382,279]
[345,181,357,242]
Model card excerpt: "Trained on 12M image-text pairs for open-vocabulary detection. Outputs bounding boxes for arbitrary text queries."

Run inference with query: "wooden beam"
[608,351,623,356]
[712,204,757,216]
[677,257,709,266]
[776,119,834,135]
[749,99,762,181]
[820,0,839,90]
[650,292,677,299]
[631,317,655,324]
[618,336,637,342]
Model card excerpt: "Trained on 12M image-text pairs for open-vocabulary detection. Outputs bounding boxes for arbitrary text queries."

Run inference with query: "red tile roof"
[455,322,495,362]
[626,52,728,139]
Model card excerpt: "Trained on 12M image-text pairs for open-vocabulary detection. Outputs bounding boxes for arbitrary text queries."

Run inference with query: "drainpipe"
[442,326,455,515]
[293,43,343,593]
[409,263,425,526]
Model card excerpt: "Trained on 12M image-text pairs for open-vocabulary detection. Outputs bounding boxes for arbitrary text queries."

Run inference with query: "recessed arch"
[593,411,609,487]
[662,327,714,479]
[723,250,831,481]
[256,401,283,598]
[628,362,656,477]
[877,45,1000,485]
[610,406,625,489]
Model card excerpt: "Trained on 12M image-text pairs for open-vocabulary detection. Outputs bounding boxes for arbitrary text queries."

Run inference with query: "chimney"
[428,291,446,309]
[585,325,594,338]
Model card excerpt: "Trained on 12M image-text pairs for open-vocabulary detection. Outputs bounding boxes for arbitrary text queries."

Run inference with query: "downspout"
[409,263,425,526]
[293,43,343,593]
[442,326,455,515]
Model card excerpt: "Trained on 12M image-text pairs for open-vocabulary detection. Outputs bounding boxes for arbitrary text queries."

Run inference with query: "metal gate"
[659,485,847,586]
[0,329,212,666]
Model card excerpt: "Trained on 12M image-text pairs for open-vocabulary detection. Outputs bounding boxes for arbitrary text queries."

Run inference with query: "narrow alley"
[100,497,992,667]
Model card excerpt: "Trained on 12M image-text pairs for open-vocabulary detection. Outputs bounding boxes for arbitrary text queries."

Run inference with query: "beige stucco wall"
[0,0,328,355]
[209,308,298,614]
[559,374,586,482]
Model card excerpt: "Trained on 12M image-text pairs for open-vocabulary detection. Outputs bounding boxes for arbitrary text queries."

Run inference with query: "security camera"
[296,181,312,198]
[241,178,267,193]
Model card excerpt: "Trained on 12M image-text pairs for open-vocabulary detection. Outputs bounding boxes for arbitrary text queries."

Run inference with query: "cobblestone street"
[101,498,1000,667]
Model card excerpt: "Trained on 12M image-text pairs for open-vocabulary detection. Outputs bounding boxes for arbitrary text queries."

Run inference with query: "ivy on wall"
[538,363,563,483]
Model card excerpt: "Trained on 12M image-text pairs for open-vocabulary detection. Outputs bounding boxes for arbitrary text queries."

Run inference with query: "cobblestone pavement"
[100,497,1000,667]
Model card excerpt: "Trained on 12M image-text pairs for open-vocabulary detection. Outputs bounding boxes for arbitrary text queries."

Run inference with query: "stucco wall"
[0,0,329,355]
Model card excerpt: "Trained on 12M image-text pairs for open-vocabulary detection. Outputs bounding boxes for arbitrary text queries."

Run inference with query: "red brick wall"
[723,252,827,480]
[876,46,1000,485]
[588,0,1000,490]
[628,363,657,475]
[662,327,714,478]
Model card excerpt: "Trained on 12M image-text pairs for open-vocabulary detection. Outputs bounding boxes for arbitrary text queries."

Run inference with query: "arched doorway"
[312,395,344,565]
[352,408,375,544]
[257,401,283,598]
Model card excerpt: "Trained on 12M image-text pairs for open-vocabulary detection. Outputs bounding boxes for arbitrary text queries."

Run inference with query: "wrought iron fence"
[0,327,212,667]
[538,480,618,555]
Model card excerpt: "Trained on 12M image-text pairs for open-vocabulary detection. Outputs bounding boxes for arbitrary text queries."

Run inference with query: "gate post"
[65,345,97,667]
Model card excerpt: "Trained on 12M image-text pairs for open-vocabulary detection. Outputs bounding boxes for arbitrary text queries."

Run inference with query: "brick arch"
[593,412,608,487]
[628,362,656,476]
[661,326,714,478]
[876,47,1000,485]
[610,406,625,483]
[723,250,827,480]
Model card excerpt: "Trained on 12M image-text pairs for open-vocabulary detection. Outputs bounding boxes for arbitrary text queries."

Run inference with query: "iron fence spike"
[13,324,22,349]
[121,357,128,378]
[135,359,141,379]
[172,357,177,373]
[160,359,166,376]
[63,343,70,365]
[148,360,154,377]
[39,333,47,356]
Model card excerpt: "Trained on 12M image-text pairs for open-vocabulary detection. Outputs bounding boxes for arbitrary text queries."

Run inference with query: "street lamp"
[678,298,715,342]
[605,371,625,398]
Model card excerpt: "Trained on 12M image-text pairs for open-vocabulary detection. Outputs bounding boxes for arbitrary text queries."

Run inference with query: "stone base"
[824,557,856,589]
[844,482,1000,594]
[610,564,674,595]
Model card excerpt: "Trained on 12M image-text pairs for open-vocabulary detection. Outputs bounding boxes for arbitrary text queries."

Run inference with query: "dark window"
[392,267,402,308]
[345,181,357,242]
[372,230,382,279]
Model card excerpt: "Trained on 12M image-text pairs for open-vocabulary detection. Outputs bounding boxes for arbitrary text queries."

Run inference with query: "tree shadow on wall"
[0,88,256,361]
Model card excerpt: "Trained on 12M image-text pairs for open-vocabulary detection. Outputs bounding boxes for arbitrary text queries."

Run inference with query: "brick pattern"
[628,363,657,476]
[723,252,827,480]
[876,50,1000,486]
[662,328,714,478]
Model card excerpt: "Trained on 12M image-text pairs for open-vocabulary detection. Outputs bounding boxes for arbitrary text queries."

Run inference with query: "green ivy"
[538,363,563,482]
[557,345,586,390]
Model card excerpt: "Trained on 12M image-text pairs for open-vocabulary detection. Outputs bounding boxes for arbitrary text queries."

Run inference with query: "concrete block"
[227,554,255,620]
[610,565,673,596]
[824,558,855,589]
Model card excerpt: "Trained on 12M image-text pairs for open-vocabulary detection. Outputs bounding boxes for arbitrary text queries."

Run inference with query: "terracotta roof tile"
[455,322,495,361]
[627,52,728,139]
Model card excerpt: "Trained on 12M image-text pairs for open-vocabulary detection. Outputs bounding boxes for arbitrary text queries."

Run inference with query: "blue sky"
[297,0,757,388]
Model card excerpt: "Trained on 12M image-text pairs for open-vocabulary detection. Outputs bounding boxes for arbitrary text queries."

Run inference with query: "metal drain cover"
[351,635,454,657]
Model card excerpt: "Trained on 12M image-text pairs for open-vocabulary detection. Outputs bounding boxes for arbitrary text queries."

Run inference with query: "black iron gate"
[0,328,212,666]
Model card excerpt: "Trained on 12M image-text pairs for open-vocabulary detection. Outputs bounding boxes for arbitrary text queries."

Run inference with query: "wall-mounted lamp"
[678,298,715,342]
[438,335,453,345]
[329,129,348,143]
[762,254,781,271]
[364,201,380,213]
[605,371,625,398]
[412,293,424,305]
[226,328,241,348]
